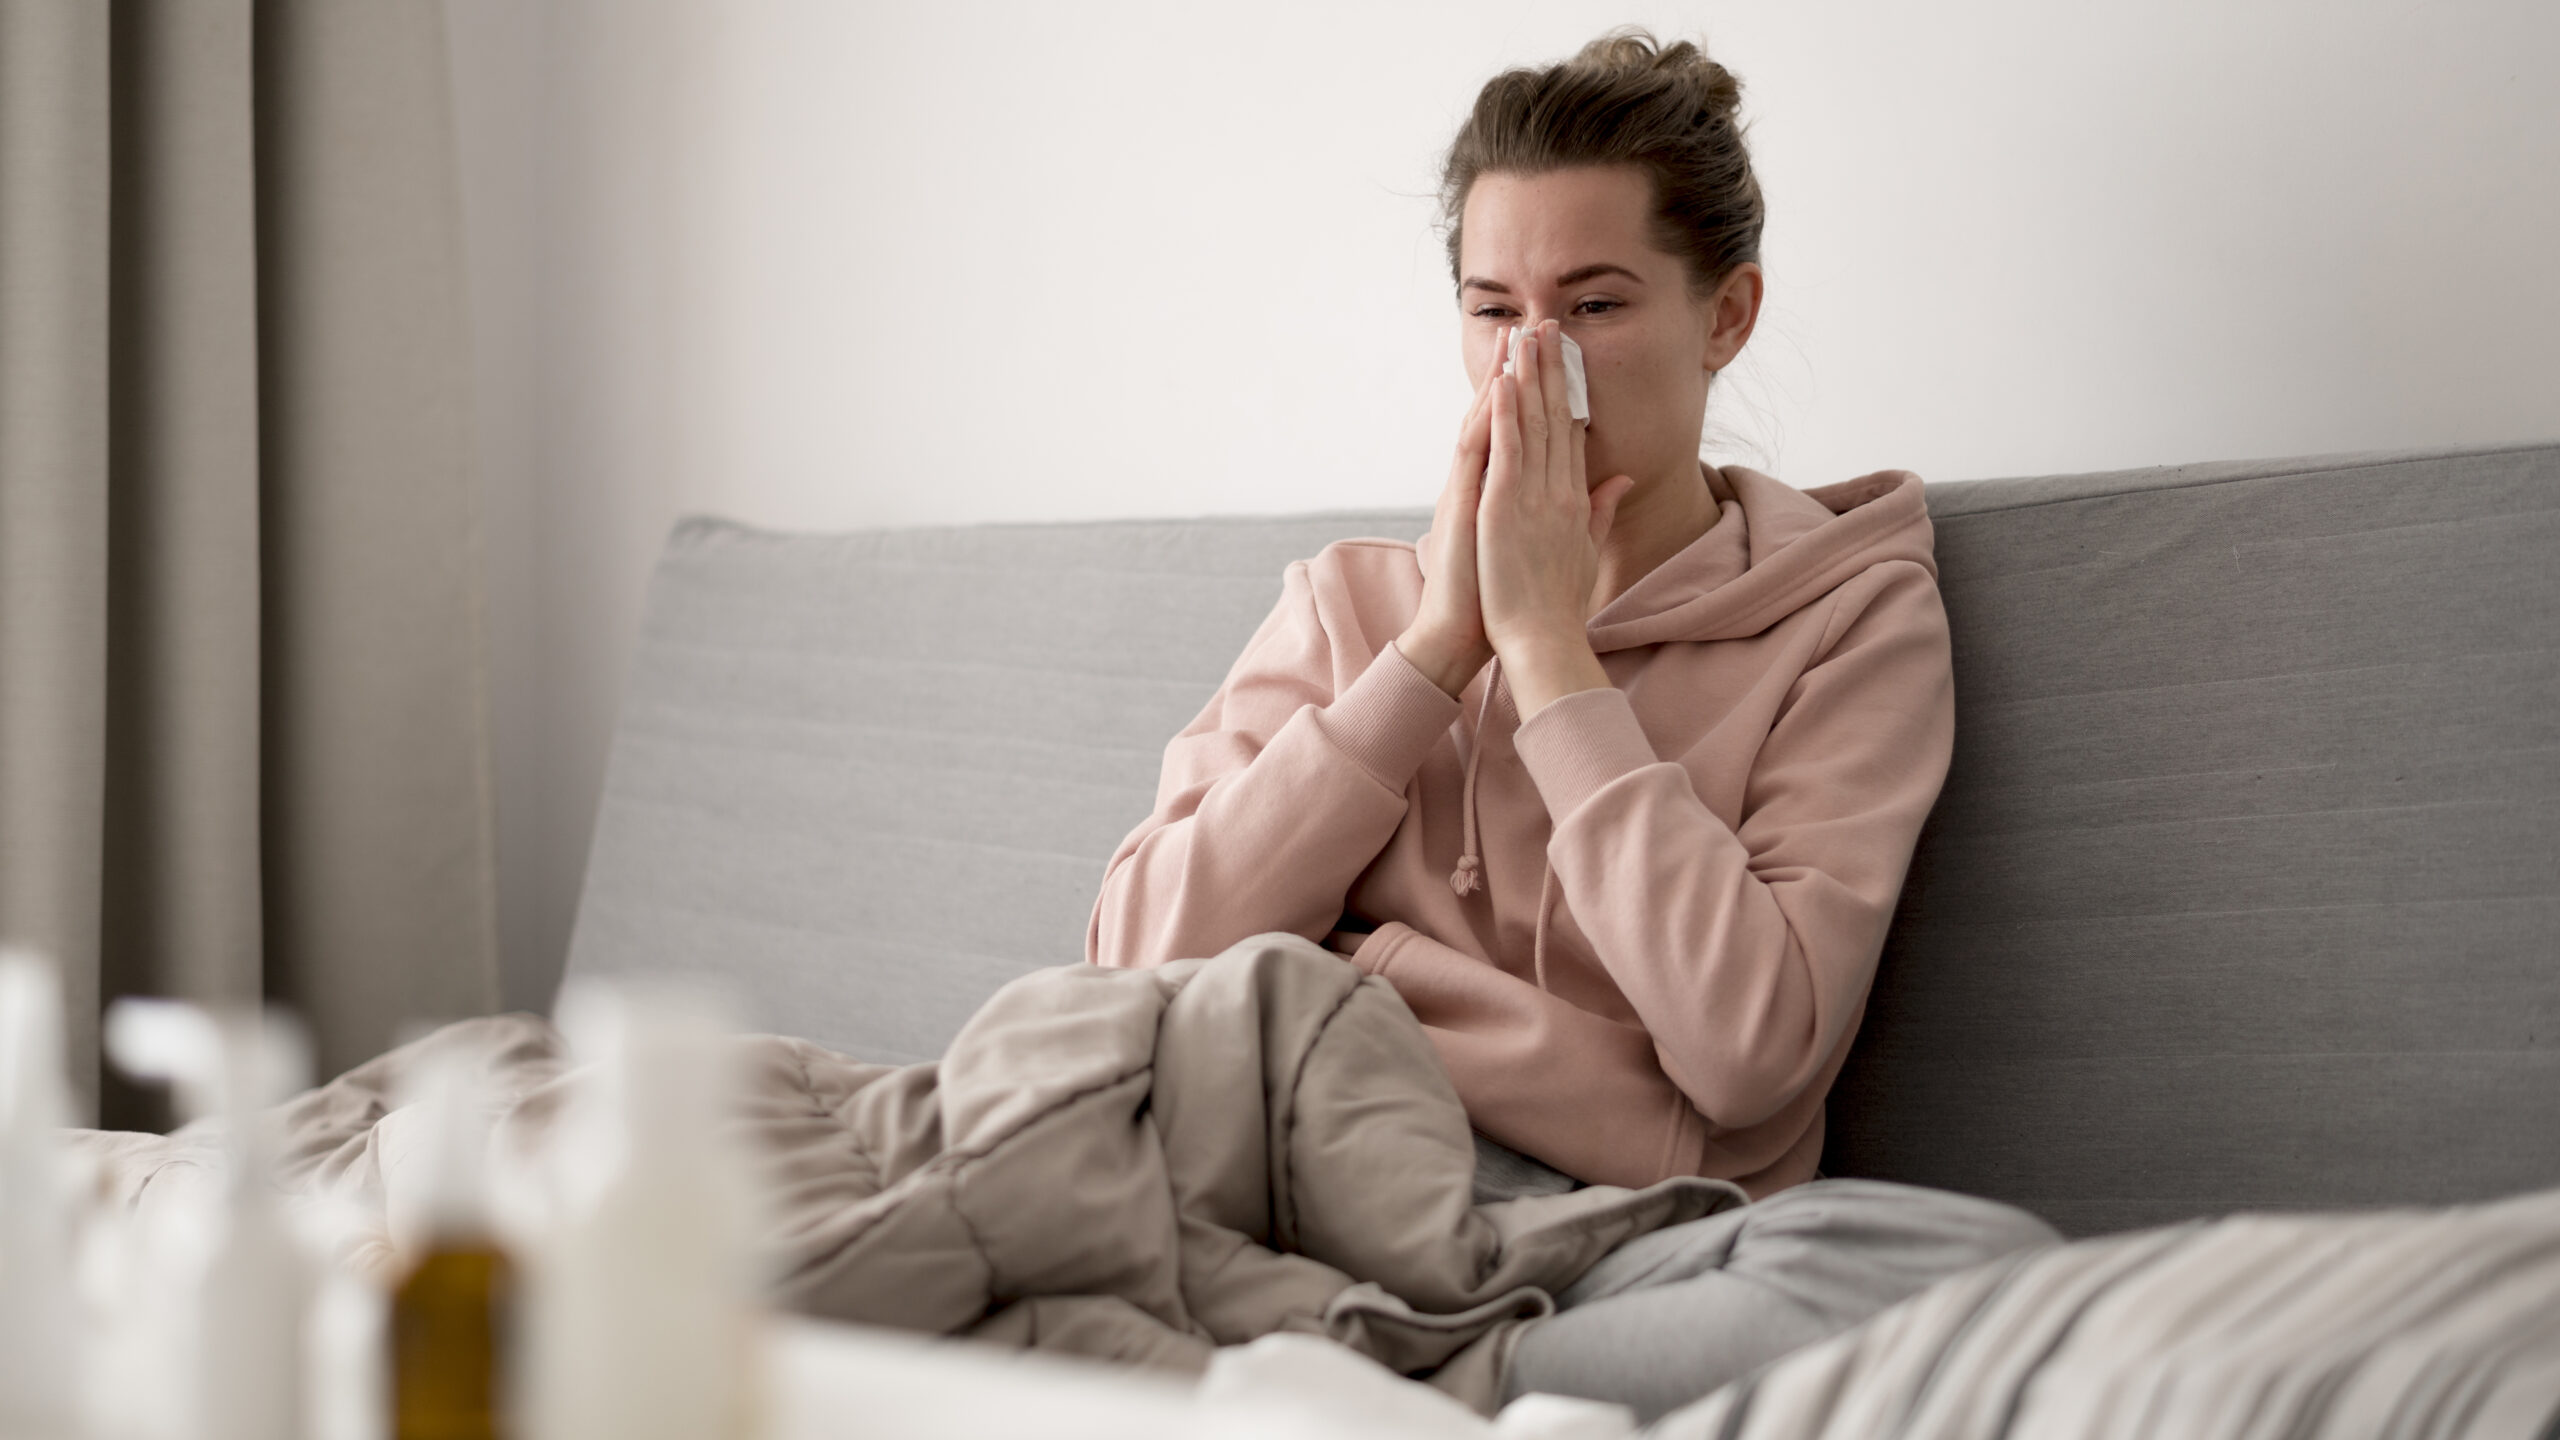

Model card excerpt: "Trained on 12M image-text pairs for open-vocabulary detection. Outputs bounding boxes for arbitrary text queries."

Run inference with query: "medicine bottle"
[388,1052,515,1440]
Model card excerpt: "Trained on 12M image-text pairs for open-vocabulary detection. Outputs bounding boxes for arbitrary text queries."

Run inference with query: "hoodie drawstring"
[1450,655,1498,897]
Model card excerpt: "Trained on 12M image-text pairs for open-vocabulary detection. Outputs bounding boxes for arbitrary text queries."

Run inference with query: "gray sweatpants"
[1477,1134,2064,1424]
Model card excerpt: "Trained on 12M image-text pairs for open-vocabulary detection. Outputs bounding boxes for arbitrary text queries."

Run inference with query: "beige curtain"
[0,0,497,1127]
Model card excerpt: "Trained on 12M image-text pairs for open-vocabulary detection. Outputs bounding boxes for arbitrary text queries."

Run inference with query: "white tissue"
[1504,325,1590,422]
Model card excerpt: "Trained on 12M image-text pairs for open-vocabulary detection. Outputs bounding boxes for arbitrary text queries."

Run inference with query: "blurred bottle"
[104,994,317,1440]
[386,1049,514,1440]
[519,980,764,1440]
[0,951,83,1440]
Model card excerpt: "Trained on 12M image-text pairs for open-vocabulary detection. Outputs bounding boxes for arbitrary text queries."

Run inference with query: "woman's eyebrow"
[1459,263,1647,295]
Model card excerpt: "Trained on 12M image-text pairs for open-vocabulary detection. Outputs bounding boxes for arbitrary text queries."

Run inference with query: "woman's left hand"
[1477,319,1635,658]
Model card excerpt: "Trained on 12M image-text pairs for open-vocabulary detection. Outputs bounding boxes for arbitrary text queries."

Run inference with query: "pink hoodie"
[1087,462,1953,1201]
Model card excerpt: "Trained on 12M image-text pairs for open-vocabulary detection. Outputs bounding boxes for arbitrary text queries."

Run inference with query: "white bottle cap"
[394,1047,500,1249]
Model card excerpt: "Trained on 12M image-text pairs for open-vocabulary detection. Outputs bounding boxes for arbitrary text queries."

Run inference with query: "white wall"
[446,0,2560,1013]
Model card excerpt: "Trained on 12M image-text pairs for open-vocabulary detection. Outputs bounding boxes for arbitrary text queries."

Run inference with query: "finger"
[1469,328,1509,427]
[1542,321,1580,498]
[1456,380,1493,491]
[1514,328,1548,486]
[1449,358,1494,483]
[1469,339,1505,428]
[1452,361,1496,485]
[1588,475,1634,550]
[1486,366,1520,504]
[1556,376,1576,499]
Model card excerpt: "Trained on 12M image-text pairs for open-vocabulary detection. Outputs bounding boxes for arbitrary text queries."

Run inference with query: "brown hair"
[1438,26,1764,306]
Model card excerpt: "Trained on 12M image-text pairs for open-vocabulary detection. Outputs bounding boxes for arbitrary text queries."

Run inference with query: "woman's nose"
[1489,316,1565,375]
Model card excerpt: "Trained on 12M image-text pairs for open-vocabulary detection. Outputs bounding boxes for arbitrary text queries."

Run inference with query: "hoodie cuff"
[1312,640,1466,794]
[1513,684,1664,821]
[1343,921,1407,977]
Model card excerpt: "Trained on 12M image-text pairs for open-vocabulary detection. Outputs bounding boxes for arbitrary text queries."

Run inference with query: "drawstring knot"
[1448,855,1481,896]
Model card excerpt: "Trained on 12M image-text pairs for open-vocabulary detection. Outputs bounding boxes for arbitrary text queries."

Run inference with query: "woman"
[1088,26,2058,1422]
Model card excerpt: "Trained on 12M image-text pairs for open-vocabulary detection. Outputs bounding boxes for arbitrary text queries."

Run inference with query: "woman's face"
[1457,165,1761,498]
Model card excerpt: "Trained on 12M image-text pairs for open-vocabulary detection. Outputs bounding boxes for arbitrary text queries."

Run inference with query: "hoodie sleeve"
[1505,559,1956,1135]
[1087,557,1465,970]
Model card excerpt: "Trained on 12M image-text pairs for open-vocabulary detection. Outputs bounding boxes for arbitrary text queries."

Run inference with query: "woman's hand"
[1397,347,1504,699]
[1478,320,1635,721]
[1478,320,1635,660]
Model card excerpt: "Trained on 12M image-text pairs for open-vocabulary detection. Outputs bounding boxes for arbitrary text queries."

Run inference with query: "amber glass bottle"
[391,1239,514,1440]
[387,1052,516,1440]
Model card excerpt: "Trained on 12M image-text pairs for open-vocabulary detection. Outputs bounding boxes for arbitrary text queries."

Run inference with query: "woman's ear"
[1704,262,1765,371]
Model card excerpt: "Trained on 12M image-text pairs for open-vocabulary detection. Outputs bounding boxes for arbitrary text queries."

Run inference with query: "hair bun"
[1574,28,1744,127]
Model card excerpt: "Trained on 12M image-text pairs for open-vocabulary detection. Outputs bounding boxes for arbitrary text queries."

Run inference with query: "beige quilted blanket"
[76,933,1749,1413]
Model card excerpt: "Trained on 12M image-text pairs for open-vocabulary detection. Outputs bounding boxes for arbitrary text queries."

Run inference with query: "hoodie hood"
[1418,462,1937,651]
[1421,462,1935,897]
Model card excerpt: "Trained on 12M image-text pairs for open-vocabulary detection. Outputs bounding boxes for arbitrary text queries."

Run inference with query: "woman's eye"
[1471,300,1619,318]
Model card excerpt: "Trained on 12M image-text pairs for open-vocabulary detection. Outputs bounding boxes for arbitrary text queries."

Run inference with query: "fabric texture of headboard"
[563,509,1432,1064]
[1824,440,2558,1235]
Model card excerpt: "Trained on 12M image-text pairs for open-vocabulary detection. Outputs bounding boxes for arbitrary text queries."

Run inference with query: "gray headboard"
[564,440,2559,1238]
[1824,440,2558,1235]
[562,509,1431,1065]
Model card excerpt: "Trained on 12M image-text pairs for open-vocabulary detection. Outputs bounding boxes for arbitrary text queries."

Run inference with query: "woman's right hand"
[1400,348,1502,700]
